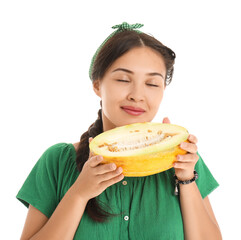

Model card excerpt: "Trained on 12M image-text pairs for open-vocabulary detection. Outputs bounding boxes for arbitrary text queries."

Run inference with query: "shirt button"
[124,215,129,221]
[122,180,127,185]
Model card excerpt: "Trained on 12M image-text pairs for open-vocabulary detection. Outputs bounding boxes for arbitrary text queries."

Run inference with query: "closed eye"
[116,79,129,82]
[116,80,159,87]
[146,84,159,87]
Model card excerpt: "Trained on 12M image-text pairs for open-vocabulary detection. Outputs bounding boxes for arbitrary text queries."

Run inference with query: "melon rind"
[89,122,189,176]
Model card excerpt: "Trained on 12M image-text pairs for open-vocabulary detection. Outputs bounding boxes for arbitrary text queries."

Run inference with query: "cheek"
[103,84,126,101]
[148,89,164,105]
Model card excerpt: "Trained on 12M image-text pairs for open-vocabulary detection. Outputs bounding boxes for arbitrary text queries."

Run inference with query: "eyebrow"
[112,68,164,79]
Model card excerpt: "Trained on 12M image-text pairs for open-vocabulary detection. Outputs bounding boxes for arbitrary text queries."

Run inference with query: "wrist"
[68,185,90,204]
[175,172,195,182]
[174,171,198,196]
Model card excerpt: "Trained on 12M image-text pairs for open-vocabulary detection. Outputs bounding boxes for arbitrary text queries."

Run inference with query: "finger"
[88,137,94,158]
[100,172,124,188]
[173,161,195,169]
[177,153,199,163]
[162,117,171,124]
[95,162,117,175]
[89,150,94,159]
[98,166,123,182]
[180,142,198,153]
[88,155,103,168]
[188,134,198,144]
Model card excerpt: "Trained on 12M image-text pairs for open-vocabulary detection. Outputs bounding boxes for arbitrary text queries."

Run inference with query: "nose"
[127,84,144,102]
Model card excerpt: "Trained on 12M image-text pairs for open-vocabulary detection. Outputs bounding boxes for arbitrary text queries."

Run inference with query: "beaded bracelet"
[174,171,198,196]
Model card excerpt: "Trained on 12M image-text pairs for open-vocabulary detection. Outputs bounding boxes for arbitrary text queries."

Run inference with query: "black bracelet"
[174,171,198,196]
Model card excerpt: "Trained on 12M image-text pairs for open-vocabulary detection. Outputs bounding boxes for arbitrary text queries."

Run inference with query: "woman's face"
[93,46,167,132]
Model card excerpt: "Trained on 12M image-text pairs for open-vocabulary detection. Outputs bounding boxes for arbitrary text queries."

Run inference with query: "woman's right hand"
[71,137,124,201]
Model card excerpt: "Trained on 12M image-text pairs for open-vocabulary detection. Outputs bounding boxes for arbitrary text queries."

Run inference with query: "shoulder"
[43,142,71,152]
[38,142,77,169]
[42,142,76,156]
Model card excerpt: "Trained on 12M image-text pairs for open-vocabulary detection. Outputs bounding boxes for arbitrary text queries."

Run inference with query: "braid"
[76,108,103,172]
[88,108,103,138]
[75,107,121,223]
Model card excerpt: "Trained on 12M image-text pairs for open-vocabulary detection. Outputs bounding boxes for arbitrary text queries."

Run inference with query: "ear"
[92,80,101,98]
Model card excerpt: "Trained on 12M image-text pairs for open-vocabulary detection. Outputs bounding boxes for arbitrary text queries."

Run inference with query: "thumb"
[162,117,171,124]
[88,137,94,158]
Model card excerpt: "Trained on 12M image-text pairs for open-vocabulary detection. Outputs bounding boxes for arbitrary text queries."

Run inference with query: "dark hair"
[76,29,176,223]
[91,30,176,85]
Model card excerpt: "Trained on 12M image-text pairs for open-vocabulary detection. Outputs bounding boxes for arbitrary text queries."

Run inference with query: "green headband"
[89,22,144,80]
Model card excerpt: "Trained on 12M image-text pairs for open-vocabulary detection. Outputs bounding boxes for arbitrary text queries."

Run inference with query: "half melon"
[89,122,189,177]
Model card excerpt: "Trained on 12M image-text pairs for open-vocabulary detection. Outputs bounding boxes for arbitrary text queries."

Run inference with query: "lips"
[121,106,145,112]
[121,106,145,116]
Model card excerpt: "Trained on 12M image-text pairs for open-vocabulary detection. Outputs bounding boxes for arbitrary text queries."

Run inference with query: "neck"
[101,110,116,132]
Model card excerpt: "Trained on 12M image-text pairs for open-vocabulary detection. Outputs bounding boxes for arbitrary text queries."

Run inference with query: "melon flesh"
[89,122,189,177]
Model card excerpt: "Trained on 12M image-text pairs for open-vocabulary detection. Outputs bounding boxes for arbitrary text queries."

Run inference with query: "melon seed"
[98,142,112,148]
[164,133,177,138]
[108,146,120,152]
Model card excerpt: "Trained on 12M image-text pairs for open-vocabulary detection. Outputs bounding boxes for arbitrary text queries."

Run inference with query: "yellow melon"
[89,122,189,177]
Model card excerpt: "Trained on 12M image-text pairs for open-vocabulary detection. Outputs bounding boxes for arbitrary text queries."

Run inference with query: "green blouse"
[16,143,219,239]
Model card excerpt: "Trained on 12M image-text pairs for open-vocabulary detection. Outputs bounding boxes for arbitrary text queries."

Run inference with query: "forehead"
[107,47,166,74]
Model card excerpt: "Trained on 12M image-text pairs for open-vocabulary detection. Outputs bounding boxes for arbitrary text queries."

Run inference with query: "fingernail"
[180,142,186,147]
[111,163,116,170]
[177,155,182,160]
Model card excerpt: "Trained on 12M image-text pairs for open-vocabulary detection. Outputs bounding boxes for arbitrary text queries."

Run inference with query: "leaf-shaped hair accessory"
[89,22,144,80]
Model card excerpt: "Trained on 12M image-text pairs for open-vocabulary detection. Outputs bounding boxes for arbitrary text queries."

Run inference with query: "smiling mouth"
[121,107,145,116]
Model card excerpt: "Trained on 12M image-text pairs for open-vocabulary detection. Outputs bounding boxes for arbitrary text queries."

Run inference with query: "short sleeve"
[195,152,219,199]
[16,143,65,218]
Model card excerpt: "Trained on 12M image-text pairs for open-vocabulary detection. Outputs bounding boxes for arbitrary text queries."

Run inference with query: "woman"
[17,22,222,239]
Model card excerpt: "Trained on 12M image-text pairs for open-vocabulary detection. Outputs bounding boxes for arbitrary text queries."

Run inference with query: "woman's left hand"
[162,117,199,181]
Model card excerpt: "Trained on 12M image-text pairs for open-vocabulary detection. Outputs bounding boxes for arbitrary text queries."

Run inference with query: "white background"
[1,0,240,239]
